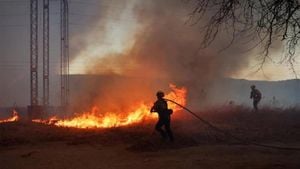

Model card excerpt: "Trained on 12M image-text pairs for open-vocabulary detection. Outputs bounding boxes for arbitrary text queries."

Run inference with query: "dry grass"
[1,106,299,150]
[0,106,300,169]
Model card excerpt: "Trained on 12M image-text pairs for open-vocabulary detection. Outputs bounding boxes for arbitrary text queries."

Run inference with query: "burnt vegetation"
[187,0,300,72]
[1,106,300,152]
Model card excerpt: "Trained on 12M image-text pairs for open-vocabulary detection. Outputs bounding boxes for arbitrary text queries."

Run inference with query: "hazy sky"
[0,0,298,79]
[0,0,299,106]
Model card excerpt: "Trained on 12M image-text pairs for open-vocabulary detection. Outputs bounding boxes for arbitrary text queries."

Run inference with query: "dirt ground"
[1,142,300,169]
[1,107,300,169]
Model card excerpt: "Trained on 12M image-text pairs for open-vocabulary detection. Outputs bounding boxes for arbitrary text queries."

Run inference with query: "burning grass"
[0,84,186,129]
[1,84,300,152]
[1,106,300,153]
[32,84,187,129]
[0,109,19,124]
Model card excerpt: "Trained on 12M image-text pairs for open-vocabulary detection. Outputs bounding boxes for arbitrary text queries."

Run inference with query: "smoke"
[0,0,291,109]
[69,0,138,73]
[69,75,169,113]
[78,0,250,81]
[69,0,254,111]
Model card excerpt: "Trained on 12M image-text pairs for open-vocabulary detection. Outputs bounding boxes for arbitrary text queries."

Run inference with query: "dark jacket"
[151,99,170,118]
[250,89,262,101]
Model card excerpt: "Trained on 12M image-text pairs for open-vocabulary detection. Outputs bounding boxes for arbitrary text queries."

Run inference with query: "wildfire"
[165,84,187,111]
[32,116,59,125]
[34,84,187,129]
[0,109,20,123]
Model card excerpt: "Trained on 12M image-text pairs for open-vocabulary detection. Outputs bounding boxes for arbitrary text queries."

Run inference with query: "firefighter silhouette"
[150,91,174,142]
[250,85,262,111]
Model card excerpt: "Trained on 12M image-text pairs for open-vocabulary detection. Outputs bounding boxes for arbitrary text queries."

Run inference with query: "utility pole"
[60,0,69,109]
[30,0,38,106]
[43,0,50,107]
[29,0,69,117]
[29,0,43,119]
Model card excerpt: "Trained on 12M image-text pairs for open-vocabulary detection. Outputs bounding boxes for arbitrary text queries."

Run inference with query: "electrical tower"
[43,0,50,107]
[29,0,69,117]
[60,0,69,108]
[30,0,38,106]
[28,0,43,119]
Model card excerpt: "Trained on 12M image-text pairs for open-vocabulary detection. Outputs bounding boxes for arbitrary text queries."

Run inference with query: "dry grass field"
[1,106,300,169]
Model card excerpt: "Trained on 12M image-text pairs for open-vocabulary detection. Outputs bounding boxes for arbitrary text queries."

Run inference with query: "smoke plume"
[69,0,253,111]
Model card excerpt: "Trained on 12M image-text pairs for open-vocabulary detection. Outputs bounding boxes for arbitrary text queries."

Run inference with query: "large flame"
[35,84,187,128]
[165,84,187,111]
[0,109,20,123]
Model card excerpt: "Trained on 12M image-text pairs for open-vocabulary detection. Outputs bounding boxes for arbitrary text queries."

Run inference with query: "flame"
[32,116,59,125]
[165,84,187,111]
[54,104,153,128]
[0,109,20,123]
[34,84,187,129]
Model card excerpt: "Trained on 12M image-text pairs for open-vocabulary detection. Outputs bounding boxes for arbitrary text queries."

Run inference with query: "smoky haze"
[1,0,294,111]
[0,1,63,107]
[0,0,120,107]
[83,0,251,80]
[68,0,255,112]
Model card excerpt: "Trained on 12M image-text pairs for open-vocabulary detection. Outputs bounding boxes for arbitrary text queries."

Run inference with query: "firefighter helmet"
[156,91,165,98]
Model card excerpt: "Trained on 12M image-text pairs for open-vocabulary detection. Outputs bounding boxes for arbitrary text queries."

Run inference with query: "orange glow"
[32,116,59,125]
[34,84,187,129]
[0,109,20,123]
[165,84,187,111]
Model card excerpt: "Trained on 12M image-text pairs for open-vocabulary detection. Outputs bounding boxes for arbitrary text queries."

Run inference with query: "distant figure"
[250,85,262,111]
[150,91,174,142]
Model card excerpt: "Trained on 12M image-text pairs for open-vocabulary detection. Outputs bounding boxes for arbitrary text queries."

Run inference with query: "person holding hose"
[150,91,174,142]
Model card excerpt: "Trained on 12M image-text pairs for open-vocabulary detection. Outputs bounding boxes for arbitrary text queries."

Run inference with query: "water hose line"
[165,99,300,151]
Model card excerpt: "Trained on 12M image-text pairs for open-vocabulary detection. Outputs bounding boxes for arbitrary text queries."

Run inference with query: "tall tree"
[188,0,300,70]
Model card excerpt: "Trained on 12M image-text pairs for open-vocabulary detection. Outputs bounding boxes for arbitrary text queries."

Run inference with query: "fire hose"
[165,99,300,151]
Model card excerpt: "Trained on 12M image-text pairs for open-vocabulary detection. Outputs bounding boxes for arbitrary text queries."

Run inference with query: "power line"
[0,2,28,6]
[0,1,28,3]
[0,24,28,27]
[0,13,29,16]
